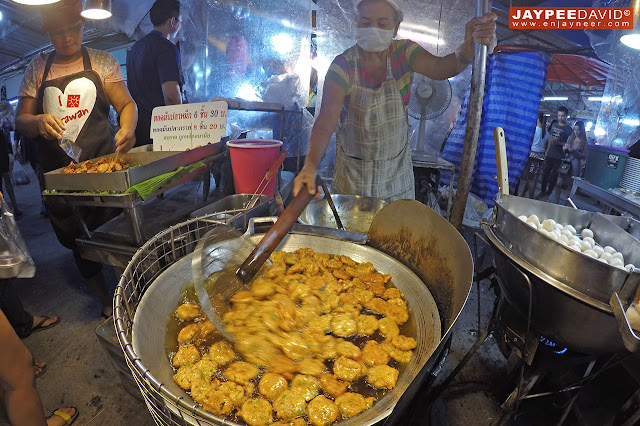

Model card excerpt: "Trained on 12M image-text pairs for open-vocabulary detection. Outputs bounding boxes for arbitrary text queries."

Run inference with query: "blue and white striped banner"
[441,52,550,207]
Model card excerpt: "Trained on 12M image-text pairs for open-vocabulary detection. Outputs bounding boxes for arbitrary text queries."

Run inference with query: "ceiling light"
[81,0,111,20]
[10,0,60,4]
[621,0,640,49]
[588,96,611,101]
[543,96,568,101]
[622,118,640,126]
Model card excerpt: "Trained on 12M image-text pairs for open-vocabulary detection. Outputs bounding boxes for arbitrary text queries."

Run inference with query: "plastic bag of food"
[463,192,488,228]
[0,197,35,278]
[12,160,30,185]
[59,125,82,162]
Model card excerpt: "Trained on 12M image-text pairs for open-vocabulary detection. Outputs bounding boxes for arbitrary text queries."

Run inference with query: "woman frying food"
[16,0,138,318]
[293,0,496,202]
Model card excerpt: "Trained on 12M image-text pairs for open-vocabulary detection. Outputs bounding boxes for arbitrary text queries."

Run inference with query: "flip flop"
[29,316,61,336]
[46,407,78,425]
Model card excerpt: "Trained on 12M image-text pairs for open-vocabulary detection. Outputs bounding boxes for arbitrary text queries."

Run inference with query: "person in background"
[15,131,46,215]
[0,308,77,425]
[0,121,22,216]
[552,120,587,204]
[127,0,184,147]
[16,0,137,319]
[518,112,546,199]
[293,0,496,201]
[536,106,572,200]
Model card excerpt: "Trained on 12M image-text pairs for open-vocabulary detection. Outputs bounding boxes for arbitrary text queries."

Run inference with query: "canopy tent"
[495,44,616,87]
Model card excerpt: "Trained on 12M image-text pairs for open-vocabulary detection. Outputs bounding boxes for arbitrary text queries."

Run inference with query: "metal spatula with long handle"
[192,178,320,341]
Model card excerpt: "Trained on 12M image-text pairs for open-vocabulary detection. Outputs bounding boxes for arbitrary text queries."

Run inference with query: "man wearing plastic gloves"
[293,0,496,202]
[127,0,185,147]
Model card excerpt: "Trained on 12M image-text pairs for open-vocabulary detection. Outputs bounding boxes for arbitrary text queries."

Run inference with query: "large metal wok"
[114,199,474,426]
[482,193,640,354]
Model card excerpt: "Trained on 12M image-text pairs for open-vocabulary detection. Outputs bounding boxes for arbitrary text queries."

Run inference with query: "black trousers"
[540,157,562,195]
[0,279,33,338]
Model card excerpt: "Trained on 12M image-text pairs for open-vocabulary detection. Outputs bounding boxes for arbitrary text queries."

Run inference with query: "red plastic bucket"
[226,139,283,196]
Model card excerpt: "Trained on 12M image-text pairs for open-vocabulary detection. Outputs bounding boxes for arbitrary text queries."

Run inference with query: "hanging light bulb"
[11,0,61,4]
[81,0,111,19]
[621,0,640,49]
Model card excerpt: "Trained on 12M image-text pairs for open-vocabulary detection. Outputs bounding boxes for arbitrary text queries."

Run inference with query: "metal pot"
[483,194,640,354]
[115,200,474,426]
[132,230,439,426]
[299,194,387,233]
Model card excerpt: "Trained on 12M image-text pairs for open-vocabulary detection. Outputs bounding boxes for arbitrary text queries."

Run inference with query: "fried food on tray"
[169,249,416,425]
[62,156,130,174]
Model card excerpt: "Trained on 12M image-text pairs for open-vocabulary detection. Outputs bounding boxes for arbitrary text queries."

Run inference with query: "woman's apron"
[36,47,118,250]
[332,51,414,202]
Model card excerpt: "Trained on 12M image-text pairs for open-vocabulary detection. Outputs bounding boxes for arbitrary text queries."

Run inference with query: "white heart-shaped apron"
[43,77,97,144]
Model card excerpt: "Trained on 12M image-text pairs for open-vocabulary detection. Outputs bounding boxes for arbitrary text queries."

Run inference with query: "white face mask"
[356,27,394,52]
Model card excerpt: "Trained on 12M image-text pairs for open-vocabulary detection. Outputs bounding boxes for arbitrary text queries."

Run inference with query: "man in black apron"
[15,0,137,319]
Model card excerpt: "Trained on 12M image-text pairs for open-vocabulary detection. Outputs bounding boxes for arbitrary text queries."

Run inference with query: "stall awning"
[495,44,615,87]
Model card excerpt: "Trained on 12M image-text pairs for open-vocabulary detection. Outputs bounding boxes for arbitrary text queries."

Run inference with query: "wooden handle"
[236,183,315,283]
[493,127,509,196]
[265,149,288,181]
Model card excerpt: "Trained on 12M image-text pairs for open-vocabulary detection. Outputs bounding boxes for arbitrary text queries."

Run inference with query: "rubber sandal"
[46,407,78,425]
[29,316,60,336]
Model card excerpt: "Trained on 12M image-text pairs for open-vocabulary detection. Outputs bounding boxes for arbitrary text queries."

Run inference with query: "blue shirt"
[126,30,183,114]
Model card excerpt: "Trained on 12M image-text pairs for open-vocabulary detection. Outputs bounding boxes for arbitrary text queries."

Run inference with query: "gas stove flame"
[540,336,568,355]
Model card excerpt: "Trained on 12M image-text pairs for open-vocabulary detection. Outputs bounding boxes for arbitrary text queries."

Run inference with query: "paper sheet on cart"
[151,101,228,151]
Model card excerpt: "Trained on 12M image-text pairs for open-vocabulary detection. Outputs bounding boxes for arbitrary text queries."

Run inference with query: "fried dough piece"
[319,374,348,398]
[307,395,339,426]
[238,398,273,426]
[223,361,259,385]
[366,365,399,389]
[334,392,375,418]
[362,340,390,367]
[259,373,288,400]
[172,344,200,367]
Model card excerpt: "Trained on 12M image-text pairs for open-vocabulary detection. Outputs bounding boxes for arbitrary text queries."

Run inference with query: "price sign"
[150,101,228,151]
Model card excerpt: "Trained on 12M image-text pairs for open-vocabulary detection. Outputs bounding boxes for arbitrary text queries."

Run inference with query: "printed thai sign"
[150,101,228,151]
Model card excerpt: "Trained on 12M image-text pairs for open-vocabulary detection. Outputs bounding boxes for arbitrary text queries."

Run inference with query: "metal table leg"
[124,205,145,246]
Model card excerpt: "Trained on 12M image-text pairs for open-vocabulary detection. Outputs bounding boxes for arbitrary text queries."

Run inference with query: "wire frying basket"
[113,208,255,426]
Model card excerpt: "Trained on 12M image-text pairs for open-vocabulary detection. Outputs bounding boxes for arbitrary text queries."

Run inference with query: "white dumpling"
[542,219,556,232]
[612,252,624,261]
[551,229,562,239]
[561,229,574,238]
[593,246,605,256]
[583,237,595,248]
[610,258,625,268]
[583,249,598,258]
[599,252,613,263]
[554,223,564,232]
[627,306,640,331]
[539,228,551,237]
[558,235,569,245]
[581,228,594,239]
[527,215,540,226]
[598,257,609,263]
[527,221,537,229]
[579,240,592,252]
[564,225,577,235]
[518,215,528,222]
[625,264,635,272]
[604,246,616,254]
[568,244,582,252]
[569,236,582,245]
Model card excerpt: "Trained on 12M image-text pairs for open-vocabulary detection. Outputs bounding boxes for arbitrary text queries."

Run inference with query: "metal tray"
[44,143,222,192]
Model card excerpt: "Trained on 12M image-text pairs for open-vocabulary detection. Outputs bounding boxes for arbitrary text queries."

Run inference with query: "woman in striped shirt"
[293,0,496,202]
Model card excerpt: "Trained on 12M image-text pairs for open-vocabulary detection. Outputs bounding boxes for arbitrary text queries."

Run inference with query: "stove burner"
[539,336,568,355]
